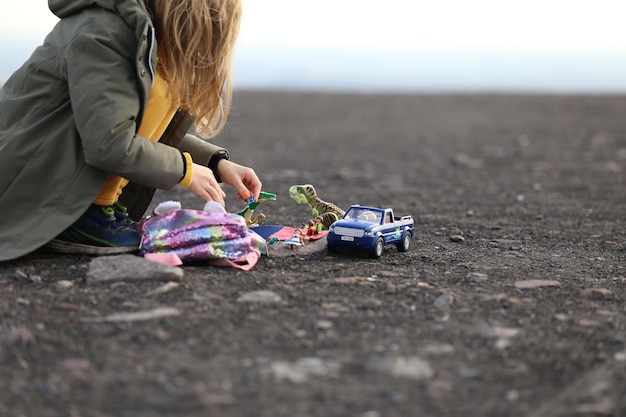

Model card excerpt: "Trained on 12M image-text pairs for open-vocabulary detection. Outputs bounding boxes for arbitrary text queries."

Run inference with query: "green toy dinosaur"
[236,191,277,227]
[288,184,345,229]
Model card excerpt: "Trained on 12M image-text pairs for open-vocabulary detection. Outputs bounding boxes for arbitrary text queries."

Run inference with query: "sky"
[2,0,626,92]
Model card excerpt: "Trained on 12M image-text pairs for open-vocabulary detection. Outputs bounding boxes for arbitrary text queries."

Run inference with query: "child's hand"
[188,163,226,206]
[215,159,262,201]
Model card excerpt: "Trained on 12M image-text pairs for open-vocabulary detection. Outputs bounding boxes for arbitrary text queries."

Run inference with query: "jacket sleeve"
[178,133,229,165]
[157,111,230,176]
[63,15,185,191]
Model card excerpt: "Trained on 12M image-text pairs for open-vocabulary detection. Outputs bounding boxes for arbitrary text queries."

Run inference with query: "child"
[0,0,260,261]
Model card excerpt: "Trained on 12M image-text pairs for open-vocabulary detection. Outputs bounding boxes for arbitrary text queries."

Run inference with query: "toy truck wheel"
[327,244,338,254]
[369,237,385,259]
[396,232,411,252]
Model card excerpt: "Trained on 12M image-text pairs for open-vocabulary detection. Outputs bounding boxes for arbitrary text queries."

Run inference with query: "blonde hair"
[150,0,242,138]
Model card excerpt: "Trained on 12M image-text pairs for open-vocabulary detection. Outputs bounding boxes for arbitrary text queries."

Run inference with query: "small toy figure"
[236,191,277,227]
[285,229,304,249]
[314,216,324,234]
[265,236,280,256]
[288,184,345,229]
[306,220,316,236]
[243,191,256,206]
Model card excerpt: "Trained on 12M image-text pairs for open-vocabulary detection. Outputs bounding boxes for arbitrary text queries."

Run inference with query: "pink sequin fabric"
[139,209,264,263]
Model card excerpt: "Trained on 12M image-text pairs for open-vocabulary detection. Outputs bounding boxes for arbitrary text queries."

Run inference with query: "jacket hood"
[49,0,150,33]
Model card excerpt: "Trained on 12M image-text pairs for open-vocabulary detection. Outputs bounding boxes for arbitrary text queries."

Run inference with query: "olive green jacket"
[0,0,227,261]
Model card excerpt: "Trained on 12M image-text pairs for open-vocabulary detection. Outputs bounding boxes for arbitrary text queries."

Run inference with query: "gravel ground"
[2,92,626,417]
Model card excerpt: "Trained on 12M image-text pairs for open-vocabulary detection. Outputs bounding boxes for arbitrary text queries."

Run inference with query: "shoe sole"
[45,239,139,255]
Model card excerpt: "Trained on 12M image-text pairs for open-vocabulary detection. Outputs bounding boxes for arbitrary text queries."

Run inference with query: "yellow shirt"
[138,72,193,188]
[93,72,192,205]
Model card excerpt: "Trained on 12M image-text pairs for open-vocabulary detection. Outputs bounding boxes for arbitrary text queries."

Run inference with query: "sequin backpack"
[139,201,264,269]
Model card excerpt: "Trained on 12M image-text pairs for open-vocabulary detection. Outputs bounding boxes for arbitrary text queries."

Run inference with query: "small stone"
[60,358,91,375]
[269,357,340,383]
[491,239,523,250]
[360,412,382,417]
[495,338,513,350]
[87,255,184,283]
[2,326,35,344]
[270,361,308,384]
[81,307,181,323]
[147,282,180,297]
[490,326,521,339]
[367,356,434,380]
[321,302,350,314]
[577,319,600,327]
[466,272,488,281]
[330,276,368,285]
[236,290,282,304]
[379,271,400,278]
[434,293,454,311]
[449,235,465,243]
[514,279,560,289]
[581,288,614,299]
[316,320,333,330]
[360,298,383,309]
[452,153,483,169]
[458,367,482,379]
[506,389,520,401]
[294,357,340,377]
[422,343,455,355]
[14,269,29,280]
[28,275,43,283]
[55,280,74,289]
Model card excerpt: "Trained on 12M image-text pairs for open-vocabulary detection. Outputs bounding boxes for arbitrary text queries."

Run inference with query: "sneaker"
[113,201,138,230]
[46,204,140,255]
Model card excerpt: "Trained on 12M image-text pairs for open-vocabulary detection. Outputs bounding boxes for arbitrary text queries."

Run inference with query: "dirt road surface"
[2,92,626,417]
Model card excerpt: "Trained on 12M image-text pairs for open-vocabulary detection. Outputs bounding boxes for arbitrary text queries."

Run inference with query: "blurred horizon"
[232,45,626,94]
[2,0,626,94]
[4,40,626,95]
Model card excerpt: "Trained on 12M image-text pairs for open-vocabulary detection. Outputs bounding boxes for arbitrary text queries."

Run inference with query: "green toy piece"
[288,184,345,229]
[236,191,277,227]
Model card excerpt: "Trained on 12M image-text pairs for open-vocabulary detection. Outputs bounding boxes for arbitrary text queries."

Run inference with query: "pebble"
[55,280,74,289]
[514,279,560,289]
[367,356,434,380]
[422,343,456,355]
[269,357,341,383]
[147,282,180,297]
[458,367,482,379]
[236,290,282,304]
[81,307,181,323]
[581,288,614,299]
[452,153,483,169]
[2,326,35,344]
[316,320,334,330]
[60,358,91,375]
[330,276,368,285]
[449,235,465,243]
[466,272,488,281]
[360,298,383,309]
[491,239,523,250]
[87,255,184,283]
[434,293,454,311]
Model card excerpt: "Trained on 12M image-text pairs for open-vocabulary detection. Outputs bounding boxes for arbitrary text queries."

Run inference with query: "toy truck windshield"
[343,207,383,223]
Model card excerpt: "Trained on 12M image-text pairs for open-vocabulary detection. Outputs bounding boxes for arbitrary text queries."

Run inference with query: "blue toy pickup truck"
[327,205,415,258]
